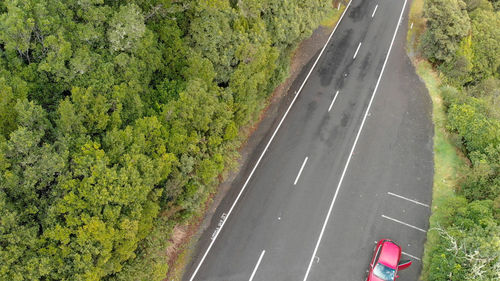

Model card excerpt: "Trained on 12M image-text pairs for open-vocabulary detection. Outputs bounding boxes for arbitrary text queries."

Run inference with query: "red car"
[367,239,412,281]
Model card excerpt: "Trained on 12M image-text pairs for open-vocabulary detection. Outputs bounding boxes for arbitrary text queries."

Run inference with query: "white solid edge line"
[402,251,421,261]
[248,250,266,281]
[188,1,353,280]
[382,215,427,233]
[328,90,340,112]
[372,4,378,18]
[294,157,309,185]
[387,192,430,208]
[302,1,408,280]
[353,42,362,59]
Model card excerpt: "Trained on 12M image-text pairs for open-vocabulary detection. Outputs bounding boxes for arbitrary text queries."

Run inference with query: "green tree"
[0,0,337,279]
[421,0,471,62]
[447,102,500,154]
[469,6,500,82]
[107,3,146,53]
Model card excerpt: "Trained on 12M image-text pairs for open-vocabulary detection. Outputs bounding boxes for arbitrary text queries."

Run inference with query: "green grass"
[406,0,425,57]
[413,58,467,281]
[320,4,345,28]
[405,1,470,279]
[168,245,189,281]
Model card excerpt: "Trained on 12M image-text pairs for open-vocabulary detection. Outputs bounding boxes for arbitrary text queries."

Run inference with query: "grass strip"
[406,1,468,280]
[413,59,467,280]
[320,3,345,28]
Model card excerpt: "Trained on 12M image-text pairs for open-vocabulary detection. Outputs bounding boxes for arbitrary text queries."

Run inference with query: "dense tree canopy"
[0,0,334,280]
[420,0,499,280]
[421,0,471,63]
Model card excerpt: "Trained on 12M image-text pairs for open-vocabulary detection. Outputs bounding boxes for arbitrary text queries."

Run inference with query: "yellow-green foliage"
[0,1,335,280]
[410,1,500,280]
[407,0,425,54]
[320,3,345,28]
[414,60,465,280]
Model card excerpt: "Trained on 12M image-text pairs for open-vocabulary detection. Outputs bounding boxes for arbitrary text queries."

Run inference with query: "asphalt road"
[184,0,433,280]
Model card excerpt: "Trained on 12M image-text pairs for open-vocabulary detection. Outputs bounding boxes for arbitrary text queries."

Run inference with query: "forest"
[0,0,334,280]
[418,0,499,280]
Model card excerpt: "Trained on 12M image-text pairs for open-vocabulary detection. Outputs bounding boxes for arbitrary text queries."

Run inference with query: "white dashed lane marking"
[387,192,430,208]
[249,250,266,281]
[382,215,427,233]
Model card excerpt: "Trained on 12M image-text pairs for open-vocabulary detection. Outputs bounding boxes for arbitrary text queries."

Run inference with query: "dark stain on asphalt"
[317,113,333,145]
[341,112,350,127]
[348,2,368,22]
[319,30,352,87]
[327,126,339,147]
[357,51,372,80]
[306,100,318,119]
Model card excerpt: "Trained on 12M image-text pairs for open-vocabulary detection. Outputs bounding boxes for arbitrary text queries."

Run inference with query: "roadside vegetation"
[320,3,345,28]
[0,0,343,280]
[407,0,499,280]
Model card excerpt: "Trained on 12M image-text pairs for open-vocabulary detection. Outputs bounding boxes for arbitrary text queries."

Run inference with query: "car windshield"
[373,263,396,281]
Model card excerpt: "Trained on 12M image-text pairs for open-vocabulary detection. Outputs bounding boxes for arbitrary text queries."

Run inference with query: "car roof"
[378,240,401,268]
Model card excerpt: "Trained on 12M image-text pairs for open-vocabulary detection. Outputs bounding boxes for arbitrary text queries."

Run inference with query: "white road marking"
[372,4,378,18]
[382,215,427,233]
[187,2,354,280]
[387,192,429,208]
[249,250,266,281]
[402,251,421,261]
[353,42,362,59]
[294,157,309,185]
[328,90,340,112]
[302,0,408,280]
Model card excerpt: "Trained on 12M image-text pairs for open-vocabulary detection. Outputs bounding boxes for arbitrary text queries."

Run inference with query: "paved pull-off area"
[184,0,433,280]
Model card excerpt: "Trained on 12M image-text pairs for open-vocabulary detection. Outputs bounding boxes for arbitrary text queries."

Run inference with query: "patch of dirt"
[165,24,336,280]
[163,191,218,281]
[165,226,187,259]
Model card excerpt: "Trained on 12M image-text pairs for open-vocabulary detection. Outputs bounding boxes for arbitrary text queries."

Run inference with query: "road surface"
[184,0,433,280]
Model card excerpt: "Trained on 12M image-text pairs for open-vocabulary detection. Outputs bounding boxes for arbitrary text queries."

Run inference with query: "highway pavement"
[184,0,433,280]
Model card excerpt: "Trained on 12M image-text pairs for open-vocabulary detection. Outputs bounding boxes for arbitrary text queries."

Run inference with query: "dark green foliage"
[421,0,499,86]
[427,199,499,281]
[468,6,500,82]
[0,0,332,280]
[421,1,500,279]
[420,0,471,63]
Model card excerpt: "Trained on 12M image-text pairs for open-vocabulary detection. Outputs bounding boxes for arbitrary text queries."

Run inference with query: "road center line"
[402,251,421,261]
[328,90,340,112]
[372,4,378,18]
[302,0,408,280]
[353,42,362,59]
[381,215,427,233]
[187,2,353,280]
[249,250,266,281]
[294,157,309,185]
[387,192,429,208]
